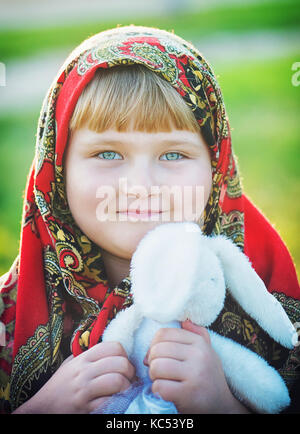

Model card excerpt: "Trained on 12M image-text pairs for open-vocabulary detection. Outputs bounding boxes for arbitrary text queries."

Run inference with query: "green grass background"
[0,0,299,279]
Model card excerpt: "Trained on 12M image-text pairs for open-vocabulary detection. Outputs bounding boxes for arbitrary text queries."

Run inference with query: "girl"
[0,25,299,414]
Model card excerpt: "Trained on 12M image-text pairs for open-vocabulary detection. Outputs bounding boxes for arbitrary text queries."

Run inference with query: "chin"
[96,220,164,259]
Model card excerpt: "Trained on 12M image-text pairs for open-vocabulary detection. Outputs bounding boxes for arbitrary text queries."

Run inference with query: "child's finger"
[152,378,181,406]
[149,357,184,382]
[89,372,131,400]
[143,350,150,366]
[89,355,136,382]
[81,341,128,362]
[150,326,200,347]
[146,341,187,366]
[181,320,211,346]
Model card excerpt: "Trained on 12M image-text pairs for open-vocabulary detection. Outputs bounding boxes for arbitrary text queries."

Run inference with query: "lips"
[117,210,163,215]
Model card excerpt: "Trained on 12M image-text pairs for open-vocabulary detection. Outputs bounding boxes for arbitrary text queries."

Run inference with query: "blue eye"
[98,151,122,160]
[160,152,184,161]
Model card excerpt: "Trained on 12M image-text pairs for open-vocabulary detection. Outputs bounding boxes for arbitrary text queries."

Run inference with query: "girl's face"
[65,128,212,260]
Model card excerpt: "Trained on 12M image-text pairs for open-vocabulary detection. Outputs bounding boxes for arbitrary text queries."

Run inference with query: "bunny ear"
[208,236,297,349]
[208,330,290,413]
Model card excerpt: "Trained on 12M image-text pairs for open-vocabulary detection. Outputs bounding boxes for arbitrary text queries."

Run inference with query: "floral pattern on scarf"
[0,26,299,413]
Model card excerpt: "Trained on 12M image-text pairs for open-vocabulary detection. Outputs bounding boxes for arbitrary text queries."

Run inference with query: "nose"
[120,158,157,199]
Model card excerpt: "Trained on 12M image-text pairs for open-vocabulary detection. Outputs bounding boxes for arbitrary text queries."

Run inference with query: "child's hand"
[144,320,249,414]
[13,342,136,414]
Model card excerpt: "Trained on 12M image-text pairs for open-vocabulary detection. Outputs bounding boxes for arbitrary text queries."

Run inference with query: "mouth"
[117,210,165,217]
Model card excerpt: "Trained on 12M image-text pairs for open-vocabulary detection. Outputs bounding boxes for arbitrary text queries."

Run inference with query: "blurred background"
[0,0,299,279]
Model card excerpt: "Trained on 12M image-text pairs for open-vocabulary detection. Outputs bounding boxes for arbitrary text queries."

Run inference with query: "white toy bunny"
[100,222,297,414]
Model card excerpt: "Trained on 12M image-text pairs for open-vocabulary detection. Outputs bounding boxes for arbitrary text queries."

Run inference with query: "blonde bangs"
[69,65,199,133]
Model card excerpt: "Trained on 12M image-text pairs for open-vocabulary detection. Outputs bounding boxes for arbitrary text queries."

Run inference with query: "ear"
[208,235,297,349]
[208,330,290,414]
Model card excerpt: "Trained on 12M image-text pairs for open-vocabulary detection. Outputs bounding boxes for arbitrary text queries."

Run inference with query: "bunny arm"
[208,329,290,414]
[208,235,297,349]
[102,304,143,357]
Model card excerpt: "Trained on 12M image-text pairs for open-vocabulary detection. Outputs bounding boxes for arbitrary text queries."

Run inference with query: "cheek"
[157,163,211,223]
[65,162,117,236]
[66,164,115,205]
[179,163,212,220]
[66,168,95,216]
[200,165,213,202]
[196,166,213,215]
[173,162,212,199]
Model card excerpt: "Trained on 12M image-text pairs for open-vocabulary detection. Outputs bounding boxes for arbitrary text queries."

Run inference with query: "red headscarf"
[0,26,299,413]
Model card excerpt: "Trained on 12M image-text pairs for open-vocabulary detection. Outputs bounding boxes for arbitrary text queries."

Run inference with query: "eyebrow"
[87,138,203,150]
[159,139,202,149]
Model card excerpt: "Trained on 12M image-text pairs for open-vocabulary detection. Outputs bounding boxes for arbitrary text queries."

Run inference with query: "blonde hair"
[69,64,200,133]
